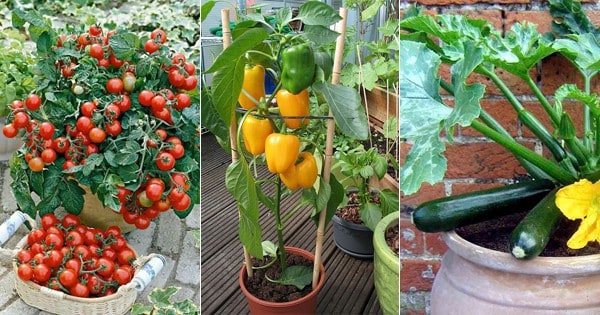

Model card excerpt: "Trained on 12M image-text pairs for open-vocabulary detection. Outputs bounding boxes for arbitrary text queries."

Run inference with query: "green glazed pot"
[373,211,399,315]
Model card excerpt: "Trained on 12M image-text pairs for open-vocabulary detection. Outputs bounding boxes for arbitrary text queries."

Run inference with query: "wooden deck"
[201,133,383,314]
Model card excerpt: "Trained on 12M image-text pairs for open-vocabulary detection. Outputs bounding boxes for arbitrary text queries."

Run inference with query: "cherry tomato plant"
[8,10,200,229]
[16,213,136,298]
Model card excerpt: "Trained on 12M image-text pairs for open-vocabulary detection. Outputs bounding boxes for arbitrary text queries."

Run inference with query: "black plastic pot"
[332,215,374,259]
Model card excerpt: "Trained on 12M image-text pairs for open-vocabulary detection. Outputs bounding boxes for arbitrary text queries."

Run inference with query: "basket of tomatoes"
[4,211,164,315]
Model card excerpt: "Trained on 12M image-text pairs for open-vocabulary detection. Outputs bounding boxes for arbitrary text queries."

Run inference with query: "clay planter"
[78,186,136,233]
[373,211,399,315]
[332,215,374,259]
[432,230,600,314]
[239,247,326,315]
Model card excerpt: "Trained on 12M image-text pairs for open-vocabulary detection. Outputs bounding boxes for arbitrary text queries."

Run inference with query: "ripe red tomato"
[168,143,185,159]
[39,121,55,139]
[33,263,51,282]
[168,70,185,88]
[109,54,124,68]
[112,267,132,285]
[167,136,182,146]
[153,199,171,212]
[145,183,164,202]
[138,90,154,106]
[11,100,24,109]
[13,111,30,129]
[86,143,99,156]
[156,152,175,171]
[81,101,97,117]
[70,282,90,298]
[88,127,106,143]
[175,93,191,110]
[144,39,160,54]
[66,230,84,247]
[59,269,78,288]
[96,257,115,277]
[89,43,104,60]
[25,94,42,111]
[106,78,124,94]
[102,248,117,261]
[44,249,63,268]
[183,75,198,90]
[89,25,102,36]
[117,248,136,265]
[41,148,57,164]
[106,120,122,137]
[172,193,191,211]
[172,173,190,192]
[44,233,64,249]
[76,116,94,133]
[105,226,122,238]
[104,104,121,120]
[74,245,93,260]
[87,275,104,295]
[27,229,46,246]
[28,157,44,172]
[61,63,75,78]
[17,264,33,281]
[183,62,196,76]
[172,52,186,65]
[153,107,173,124]
[98,58,110,68]
[151,95,166,112]
[150,29,167,44]
[62,214,81,228]
[116,95,131,112]
[155,129,167,140]
[54,137,70,153]
[143,206,160,220]
[3,124,18,138]
[111,236,128,251]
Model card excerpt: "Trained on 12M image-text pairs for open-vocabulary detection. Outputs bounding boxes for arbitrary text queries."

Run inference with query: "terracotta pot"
[239,247,325,315]
[432,230,600,314]
[332,215,374,258]
[78,186,136,233]
[373,211,399,315]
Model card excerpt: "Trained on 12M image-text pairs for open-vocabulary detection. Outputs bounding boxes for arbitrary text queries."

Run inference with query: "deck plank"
[201,134,384,314]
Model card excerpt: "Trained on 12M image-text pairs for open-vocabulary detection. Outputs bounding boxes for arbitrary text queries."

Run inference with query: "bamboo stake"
[312,7,348,290]
[221,8,253,278]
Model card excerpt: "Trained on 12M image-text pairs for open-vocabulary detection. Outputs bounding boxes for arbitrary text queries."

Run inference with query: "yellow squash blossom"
[555,179,600,249]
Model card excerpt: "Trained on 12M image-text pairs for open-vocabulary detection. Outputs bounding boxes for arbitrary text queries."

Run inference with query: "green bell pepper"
[281,43,315,95]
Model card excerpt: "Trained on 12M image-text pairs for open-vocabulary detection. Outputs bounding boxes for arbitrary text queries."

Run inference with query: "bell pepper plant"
[202,1,369,289]
[401,0,600,256]
[4,10,200,229]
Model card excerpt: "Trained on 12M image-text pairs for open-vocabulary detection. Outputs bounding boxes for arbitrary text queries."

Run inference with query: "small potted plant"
[6,10,199,232]
[331,144,399,258]
[373,210,398,315]
[202,1,370,313]
[401,0,600,312]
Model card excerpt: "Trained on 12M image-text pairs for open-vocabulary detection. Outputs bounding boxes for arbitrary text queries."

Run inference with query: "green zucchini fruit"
[411,179,555,233]
[509,188,563,259]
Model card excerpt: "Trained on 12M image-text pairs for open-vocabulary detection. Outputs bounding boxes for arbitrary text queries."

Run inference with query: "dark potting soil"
[335,191,381,224]
[455,211,600,257]
[386,224,399,256]
[246,252,314,303]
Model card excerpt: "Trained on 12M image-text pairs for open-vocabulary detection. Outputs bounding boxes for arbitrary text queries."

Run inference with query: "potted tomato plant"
[5,10,199,232]
[202,1,369,313]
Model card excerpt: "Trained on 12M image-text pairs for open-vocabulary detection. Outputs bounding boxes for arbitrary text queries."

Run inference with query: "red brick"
[505,11,553,34]
[404,310,426,315]
[451,182,504,195]
[540,53,584,95]
[400,258,441,291]
[460,99,519,137]
[438,64,534,96]
[586,11,600,28]
[521,101,556,138]
[424,232,448,255]
[400,213,424,255]
[445,142,529,179]
[400,183,446,208]
[563,101,585,137]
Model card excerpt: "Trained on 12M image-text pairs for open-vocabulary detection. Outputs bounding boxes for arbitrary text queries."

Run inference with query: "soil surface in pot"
[456,211,600,257]
[386,224,399,256]
[246,252,313,303]
[335,191,380,224]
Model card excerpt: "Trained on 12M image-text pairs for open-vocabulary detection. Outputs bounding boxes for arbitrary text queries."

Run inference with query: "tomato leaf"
[60,180,85,215]
[109,32,141,61]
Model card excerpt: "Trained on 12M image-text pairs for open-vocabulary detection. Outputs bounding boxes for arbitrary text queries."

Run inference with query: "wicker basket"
[1,212,163,315]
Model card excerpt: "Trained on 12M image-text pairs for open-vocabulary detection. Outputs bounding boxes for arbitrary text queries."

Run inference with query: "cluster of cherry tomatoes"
[16,214,136,298]
[2,24,197,229]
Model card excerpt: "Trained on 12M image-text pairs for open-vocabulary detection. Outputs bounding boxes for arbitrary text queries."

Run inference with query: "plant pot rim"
[444,230,600,275]
[332,213,370,231]
[374,211,399,267]
[238,246,326,308]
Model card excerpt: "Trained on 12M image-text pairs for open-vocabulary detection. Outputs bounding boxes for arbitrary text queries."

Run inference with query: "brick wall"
[400,1,600,314]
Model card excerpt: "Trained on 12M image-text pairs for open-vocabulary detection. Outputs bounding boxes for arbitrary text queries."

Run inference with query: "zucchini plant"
[401,0,600,258]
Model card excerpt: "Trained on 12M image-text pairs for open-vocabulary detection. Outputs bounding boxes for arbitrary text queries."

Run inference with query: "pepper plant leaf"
[312,82,369,140]
[267,265,313,290]
[359,203,382,231]
[297,1,341,26]
[226,159,263,258]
